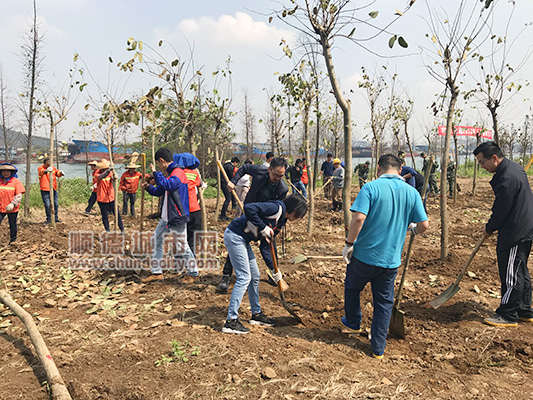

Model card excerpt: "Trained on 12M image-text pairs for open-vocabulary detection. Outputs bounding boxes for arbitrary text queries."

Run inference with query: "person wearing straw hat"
[0,163,25,243]
[120,162,142,217]
[83,160,99,215]
[38,157,64,224]
[94,159,124,232]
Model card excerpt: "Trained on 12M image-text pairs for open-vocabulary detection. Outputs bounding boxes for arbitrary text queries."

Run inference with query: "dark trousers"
[221,184,235,217]
[122,192,137,216]
[187,210,202,254]
[86,192,97,213]
[344,257,398,356]
[41,190,59,222]
[0,212,18,242]
[98,201,124,232]
[496,240,533,321]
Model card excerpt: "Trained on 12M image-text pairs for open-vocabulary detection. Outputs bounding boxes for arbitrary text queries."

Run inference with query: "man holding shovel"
[474,141,533,327]
[341,154,428,359]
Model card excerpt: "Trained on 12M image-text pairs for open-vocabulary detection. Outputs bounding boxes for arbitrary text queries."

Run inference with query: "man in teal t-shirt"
[341,154,428,359]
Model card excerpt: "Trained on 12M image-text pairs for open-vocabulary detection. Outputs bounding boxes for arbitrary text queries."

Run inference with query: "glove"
[201,182,208,190]
[260,226,274,242]
[342,244,353,264]
[408,222,417,235]
[5,203,14,212]
[271,270,282,284]
[92,184,97,190]
[46,166,53,172]
[59,170,65,176]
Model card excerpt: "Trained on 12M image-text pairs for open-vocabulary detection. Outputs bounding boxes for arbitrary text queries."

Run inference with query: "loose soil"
[1,177,532,400]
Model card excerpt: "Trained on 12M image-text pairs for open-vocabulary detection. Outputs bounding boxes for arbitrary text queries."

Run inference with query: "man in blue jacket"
[475,141,533,327]
[217,157,289,292]
[141,148,199,284]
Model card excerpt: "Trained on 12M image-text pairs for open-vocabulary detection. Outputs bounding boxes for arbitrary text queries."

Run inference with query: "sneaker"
[141,274,164,284]
[217,275,231,293]
[341,316,362,333]
[483,315,518,327]
[180,275,199,284]
[372,353,384,360]
[82,211,91,216]
[250,312,275,327]
[518,316,533,323]
[222,319,250,334]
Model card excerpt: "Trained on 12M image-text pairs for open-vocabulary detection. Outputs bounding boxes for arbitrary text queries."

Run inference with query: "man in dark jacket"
[474,141,533,327]
[141,148,198,284]
[219,157,240,221]
[321,153,334,199]
[286,158,306,198]
[218,157,289,292]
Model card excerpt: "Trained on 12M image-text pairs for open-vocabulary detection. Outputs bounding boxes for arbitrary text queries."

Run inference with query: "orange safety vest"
[119,170,142,193]
[184,168,201,213]
[0,177,25,213]
[38,165,61,191]
[302,165,309,185]
[95,170,115,203]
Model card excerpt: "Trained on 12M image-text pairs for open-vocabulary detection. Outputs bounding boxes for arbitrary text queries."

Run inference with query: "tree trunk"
[0,289,73,400]
[215,148,222,217]
[440,90,458,260]
[453,132,459,202]
[472,132,481,195]
[320,37,352,234]
[303,104,314,234]
[490,107,499,146]
[48,113,56,229]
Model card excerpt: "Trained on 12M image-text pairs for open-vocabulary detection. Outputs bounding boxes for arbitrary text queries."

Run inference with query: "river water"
[12,163,131,184]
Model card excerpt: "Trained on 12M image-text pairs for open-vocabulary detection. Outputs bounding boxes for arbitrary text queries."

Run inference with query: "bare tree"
[20,0,44,216]
[241,90,256,159]
[422,0,497,260]
[0,66,14,162]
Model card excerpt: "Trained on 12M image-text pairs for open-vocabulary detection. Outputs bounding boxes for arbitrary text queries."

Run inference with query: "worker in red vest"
[38,157,64,224]
[94,159,124,232]
[120,163,142,217]
[84,160,98,215]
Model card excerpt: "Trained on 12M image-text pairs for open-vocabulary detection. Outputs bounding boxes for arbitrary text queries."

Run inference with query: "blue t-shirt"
[400,166,417,188]
[350,174,427,268]
[321,160,334,176]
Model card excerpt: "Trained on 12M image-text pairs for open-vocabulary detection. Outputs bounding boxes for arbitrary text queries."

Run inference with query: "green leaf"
[398,36,408,48]
[348,27,356,38]
[79,83,87,92]
[388,35,397,49]
[369,11,378,19]
[86,306,99,314]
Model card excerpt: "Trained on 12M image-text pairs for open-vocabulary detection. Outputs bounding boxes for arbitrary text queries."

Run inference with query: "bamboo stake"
[0,289,73,400]
[140,153,146,232]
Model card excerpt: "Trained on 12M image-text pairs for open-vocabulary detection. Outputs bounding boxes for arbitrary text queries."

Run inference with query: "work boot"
[217,274,231,293]
[141,274,164,284]
[329,201,337,211]
[483,315,518,327]
[180,274,199,284]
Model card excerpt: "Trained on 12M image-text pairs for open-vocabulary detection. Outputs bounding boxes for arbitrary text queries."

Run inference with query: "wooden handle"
[216,160,244,213]
[393,232,416,308]
[140,153,146,232]
[268,240,289,293]
[454,236,485,284]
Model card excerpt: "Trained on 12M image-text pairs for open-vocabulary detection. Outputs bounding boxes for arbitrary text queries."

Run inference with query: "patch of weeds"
[155,340,200,366]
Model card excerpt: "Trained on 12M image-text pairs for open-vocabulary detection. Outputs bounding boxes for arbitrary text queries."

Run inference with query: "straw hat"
[96,159,111,169]
[126,163,140,169]
[0,164,16,171]
[88,160,98,166]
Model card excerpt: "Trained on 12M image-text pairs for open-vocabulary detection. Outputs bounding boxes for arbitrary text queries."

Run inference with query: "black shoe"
[217,275,231,293]
[250,312,275,327]
[222,319,250,334]
[55,220,61,223]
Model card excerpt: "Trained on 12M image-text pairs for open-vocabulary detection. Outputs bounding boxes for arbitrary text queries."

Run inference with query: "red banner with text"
[438,125,493,140]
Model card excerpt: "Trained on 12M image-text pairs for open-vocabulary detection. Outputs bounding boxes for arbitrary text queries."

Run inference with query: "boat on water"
[66,140,126,163]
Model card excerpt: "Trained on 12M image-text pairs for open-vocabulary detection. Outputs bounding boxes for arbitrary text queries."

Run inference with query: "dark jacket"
[146,163,189,227]
[286,165,303,183]
[221,161,235,186]
[486,157,533,250]
[228,201,286,271]
[231,164,288,204]
[321,160,334,176]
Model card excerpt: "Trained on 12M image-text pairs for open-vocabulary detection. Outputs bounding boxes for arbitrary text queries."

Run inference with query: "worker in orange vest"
[94,159,123,232]
[0,163,25,243]
[38,157,64,224]
[301,157,309,190]
[120,162,142,217]
[83,160,98,215]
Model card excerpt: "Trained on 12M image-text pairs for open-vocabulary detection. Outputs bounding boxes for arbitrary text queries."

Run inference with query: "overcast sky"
[1,0,532,148]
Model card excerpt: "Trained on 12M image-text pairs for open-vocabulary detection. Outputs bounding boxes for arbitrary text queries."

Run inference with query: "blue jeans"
[224,228,261,320]
[344,257,398,356]
[150,218,198,276]
[41,190,59,222]
[292,180,307,198]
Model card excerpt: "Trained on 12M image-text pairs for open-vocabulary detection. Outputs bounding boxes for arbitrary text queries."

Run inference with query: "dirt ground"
[1,176,533,400]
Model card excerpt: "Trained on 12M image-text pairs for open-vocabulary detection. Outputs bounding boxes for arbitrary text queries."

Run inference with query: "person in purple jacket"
[222,195,308,334]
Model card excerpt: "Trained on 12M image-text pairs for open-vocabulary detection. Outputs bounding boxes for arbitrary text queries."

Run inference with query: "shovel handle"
[454,235,485,285]
[216,160,244,213]
[269,241,284,295]
[393,232,416,309]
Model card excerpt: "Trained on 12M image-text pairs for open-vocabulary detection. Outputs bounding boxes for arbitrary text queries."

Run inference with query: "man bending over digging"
[222,194,308,334]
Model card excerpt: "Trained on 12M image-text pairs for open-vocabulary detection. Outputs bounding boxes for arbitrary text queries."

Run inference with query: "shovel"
[269,241,304,325]
[389,232,416,339]
[290,254,343,264]
[429,236,485,309]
